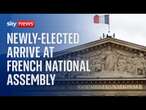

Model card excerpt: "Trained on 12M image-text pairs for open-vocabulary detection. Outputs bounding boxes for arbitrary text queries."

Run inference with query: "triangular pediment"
[55,37,146,79]
[56,37,146,57]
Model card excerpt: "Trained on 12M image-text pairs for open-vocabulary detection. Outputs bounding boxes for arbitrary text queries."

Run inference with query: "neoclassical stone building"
[46,35,146,96]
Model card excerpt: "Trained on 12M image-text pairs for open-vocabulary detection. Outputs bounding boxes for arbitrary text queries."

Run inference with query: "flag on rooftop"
[94,15,109,24]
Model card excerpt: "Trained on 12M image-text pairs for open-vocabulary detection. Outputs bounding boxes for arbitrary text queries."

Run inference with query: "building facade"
[47,36,146,96]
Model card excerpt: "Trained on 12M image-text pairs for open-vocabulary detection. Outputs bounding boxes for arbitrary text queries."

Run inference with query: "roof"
[55,37,146,56]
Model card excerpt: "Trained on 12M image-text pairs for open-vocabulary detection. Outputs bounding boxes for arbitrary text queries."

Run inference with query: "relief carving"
[126,56,136,74]
[117,56,127,72]
[104,46,117,71]
[85,46,146,76]
[64,45,146,77]
[88,50,104,72]
[135,53,145,75]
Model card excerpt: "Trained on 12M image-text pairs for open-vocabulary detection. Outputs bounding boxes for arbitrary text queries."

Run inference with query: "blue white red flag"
[94,15,109,24]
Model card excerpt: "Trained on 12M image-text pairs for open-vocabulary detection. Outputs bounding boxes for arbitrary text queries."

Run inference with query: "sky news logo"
[7,20,35,28]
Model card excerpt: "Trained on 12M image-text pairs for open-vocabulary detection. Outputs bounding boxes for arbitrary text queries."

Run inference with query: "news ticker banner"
[0,14,111,96]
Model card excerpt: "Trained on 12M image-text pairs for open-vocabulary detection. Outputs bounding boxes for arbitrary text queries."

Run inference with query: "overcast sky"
[109,14,146,46]
[77,14,146,47]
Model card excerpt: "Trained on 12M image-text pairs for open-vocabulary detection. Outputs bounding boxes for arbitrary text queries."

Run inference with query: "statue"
[117,56,127,72]
[144,56,146,76]
[134,53,145,75]
[104,46,117,71]
[126,57,136,74]
[138,53,145,75]
[90,53,104,73]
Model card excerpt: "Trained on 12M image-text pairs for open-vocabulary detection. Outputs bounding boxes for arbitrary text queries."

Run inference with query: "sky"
[84,14,146,47]
[110,14,146,46]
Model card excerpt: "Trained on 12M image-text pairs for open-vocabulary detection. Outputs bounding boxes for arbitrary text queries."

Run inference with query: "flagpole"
[108,23,110,34]
[108,14,110,34]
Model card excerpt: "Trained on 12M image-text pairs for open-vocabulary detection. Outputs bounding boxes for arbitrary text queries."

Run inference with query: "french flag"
[94,15,109,24]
